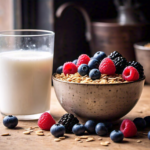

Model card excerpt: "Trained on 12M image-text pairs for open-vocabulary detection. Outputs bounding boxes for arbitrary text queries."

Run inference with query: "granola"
[55,73,128,84]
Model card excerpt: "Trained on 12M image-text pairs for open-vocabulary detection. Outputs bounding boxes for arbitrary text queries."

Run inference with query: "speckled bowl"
[53,74,145,122]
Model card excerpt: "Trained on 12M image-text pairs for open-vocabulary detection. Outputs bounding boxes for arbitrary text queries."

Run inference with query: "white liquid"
[0,50,53,115]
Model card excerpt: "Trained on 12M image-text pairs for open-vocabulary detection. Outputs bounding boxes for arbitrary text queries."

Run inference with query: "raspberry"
[120,119,137,138]
[122,66,139,81]
[63,62,77,75]
[38,112,56,130]
[99,58,116,75]
[76,54,90,68]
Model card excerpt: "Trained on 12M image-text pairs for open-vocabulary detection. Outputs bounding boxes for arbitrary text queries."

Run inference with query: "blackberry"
[128,61,144,78]
[113,57,128,74]
[108,51,122,60]
[58,113,79,133]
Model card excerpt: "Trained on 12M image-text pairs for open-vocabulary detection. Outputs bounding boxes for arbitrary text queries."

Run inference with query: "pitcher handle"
[56,2,91,41]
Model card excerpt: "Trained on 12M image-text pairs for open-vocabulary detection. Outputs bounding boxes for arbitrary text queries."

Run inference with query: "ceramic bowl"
[134,42,150,84]
[53,74,145,122]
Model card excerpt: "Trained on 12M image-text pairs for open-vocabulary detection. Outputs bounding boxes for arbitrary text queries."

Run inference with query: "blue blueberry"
[104,122,113,130]
[133,118,146,129]
[89,69,101,80]
[84,120,96,134]
[95,123,108,136]
[72,59,78,65]
[3,115,18,129]
[88,59,99,70]
[144,116,150,126]
[78,64,89,76]
[56,66,63,74]
[110,130,124,143]
[93,51,107,62]
[72,123,85,135]
[148,131,150,140]
[50,124,65,137]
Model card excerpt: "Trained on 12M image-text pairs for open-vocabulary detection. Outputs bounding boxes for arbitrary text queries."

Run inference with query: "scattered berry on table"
[72,123,85,135]
[89,69,101,80]
[56,66,63,74]
[88,58,99,70]
[148,131,150,140]
[108,51,122,60]
[144,116,150,126]
[63,62,77,75]
[120,119,137,138]
[99,58,116,75]
[58,114,79,133]
[95,123,108,136]
[38,112,56,130]
[78,64,89,76]
[128,61,144,78]
[3,115,18,129]
[104,122,113,130]
[110,130,124,143]
[133,117,146,129]
[113,57,128,74]
[72,59,78,65]
[93,51,107,62]
[50,124,65,137]
[76,54,90,68]
[122,66,139,81]
[84,120,96,134]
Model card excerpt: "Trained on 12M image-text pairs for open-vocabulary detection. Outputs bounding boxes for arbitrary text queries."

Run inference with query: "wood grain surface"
[0,86,150,150]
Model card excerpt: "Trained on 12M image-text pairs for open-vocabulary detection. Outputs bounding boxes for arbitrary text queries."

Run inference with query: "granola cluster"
[55,73,128,84]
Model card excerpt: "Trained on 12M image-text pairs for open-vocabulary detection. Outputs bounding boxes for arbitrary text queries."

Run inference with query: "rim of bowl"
[52,74,145,86]
[134,42,150,50]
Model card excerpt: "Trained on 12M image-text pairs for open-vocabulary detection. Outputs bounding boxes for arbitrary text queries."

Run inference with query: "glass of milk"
[0,30,54,120]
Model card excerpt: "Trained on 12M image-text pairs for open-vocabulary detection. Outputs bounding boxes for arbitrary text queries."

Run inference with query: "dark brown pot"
[90,22,150,61]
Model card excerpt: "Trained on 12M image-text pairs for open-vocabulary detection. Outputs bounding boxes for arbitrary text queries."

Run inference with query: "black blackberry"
[113,57,128,74]
[58,113,79,133]
[128,61,144,78]
[108,51,122,60]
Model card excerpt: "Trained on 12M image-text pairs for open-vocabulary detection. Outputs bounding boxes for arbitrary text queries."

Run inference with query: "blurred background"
[0,0,150,79]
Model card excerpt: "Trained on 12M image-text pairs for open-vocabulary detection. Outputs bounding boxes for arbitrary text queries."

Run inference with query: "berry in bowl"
[53,51,145,122]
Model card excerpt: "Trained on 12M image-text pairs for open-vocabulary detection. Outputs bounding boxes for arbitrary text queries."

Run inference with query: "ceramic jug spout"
[56,2,92,41]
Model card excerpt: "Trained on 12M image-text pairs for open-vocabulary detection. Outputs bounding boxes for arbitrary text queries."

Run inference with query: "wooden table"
[0,86,150,150]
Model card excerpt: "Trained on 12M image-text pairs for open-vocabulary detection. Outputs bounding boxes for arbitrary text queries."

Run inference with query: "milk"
[0,50,53,116]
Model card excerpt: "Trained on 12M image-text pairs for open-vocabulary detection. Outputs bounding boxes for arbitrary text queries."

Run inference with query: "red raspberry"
[120,119,137,138]
[38,112,56,130]
[99,58,116,75]
[63,62,77,75]
[122,66,139,81]
[76,54,90,68]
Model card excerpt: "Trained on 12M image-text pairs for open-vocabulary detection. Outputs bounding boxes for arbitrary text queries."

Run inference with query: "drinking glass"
[0,30,54,120]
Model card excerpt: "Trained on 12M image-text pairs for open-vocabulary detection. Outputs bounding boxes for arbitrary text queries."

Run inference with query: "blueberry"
[104,122,113,130]
[88,59,99,70]
[3,115,18,129]
[93,51,107,62]
[78,64,89,76]
[72,59,78,65]
[84,120,96,134]
[56,66,63,74]
[148,131,150,140]
[110,130,124,143]
[133,118,146,129]
[95,123,108,136]
[144,116,150,126]
[72,123,85,135]
[89,69,101,80]
[50,124,65,137]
